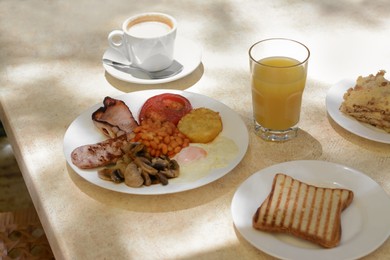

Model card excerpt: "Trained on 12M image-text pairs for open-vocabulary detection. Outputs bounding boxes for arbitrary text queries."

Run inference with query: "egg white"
[172,136,238,183]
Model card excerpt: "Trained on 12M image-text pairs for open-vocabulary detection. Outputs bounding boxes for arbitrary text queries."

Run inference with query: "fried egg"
[175,146,208,164]
[172,135,238,182]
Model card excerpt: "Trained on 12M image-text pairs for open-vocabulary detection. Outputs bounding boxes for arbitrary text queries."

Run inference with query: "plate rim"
[102,37,202,84]
[326,79,390,143]
[231,160,390,260]
[63,89,249,195]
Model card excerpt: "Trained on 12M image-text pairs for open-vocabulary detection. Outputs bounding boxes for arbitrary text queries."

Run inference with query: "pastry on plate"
[339,70,390,132]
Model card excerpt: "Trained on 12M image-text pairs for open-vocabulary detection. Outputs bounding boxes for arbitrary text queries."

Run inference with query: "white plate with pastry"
[326,77,390,144]
[231,160,390,260]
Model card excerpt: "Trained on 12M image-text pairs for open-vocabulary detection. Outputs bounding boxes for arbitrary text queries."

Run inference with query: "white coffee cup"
[108,12,177,72]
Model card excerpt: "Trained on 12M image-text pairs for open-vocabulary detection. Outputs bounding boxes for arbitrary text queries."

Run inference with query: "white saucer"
[102,38,202,84]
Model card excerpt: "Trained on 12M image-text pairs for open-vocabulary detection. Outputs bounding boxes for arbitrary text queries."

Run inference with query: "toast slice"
[252,173,354,248]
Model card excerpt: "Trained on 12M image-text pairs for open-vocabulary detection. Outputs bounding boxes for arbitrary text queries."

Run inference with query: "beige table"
[1,0,390,259]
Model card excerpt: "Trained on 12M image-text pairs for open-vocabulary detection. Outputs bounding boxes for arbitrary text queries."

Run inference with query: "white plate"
[326,79,390,143]
[64,89,248,195]
[102,38,202,84]
[231,160,390,260]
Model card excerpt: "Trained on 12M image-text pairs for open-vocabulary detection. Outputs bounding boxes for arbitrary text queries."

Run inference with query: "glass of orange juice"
[249,38,310,141]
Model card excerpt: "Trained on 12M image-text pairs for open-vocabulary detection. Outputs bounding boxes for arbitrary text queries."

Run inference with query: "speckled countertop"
[1,1,390,259]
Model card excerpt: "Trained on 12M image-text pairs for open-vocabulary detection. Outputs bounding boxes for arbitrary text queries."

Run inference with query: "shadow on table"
[327,115,390,154]
[66,160,241,213]
[247,128,323,167]
[104,63,204,93]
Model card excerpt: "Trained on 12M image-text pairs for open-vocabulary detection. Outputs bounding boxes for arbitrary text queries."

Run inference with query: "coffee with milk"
[108,13,177,72]
[126,15,174,38]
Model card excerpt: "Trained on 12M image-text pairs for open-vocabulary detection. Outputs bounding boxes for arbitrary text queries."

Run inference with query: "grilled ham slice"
[92,97,139,138]
[253,173,354,248]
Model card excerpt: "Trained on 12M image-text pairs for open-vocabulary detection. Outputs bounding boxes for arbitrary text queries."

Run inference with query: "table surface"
[1,1,390,259]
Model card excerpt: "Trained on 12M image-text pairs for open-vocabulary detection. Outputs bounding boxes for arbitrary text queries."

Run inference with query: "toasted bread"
[253,173,354,248]
[339,70,390,132]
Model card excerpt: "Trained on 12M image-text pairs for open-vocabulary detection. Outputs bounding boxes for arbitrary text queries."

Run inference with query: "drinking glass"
[249,38,310,141]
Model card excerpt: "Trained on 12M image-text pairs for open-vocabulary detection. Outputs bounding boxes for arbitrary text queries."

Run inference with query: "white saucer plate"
[231,160,390,260]
[64,89,248,195]
[326,79,390,143]
[102,38,202,84]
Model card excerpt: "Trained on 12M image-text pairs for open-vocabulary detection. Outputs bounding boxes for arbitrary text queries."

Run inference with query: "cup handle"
[107,30,130,61]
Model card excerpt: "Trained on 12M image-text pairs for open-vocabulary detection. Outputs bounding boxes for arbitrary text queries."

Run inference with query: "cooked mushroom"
[111,169,124,183]
[121,142,139,154]
[97,168,124,183]
[128,143,148,158]
[160,159,180,178]
[123,162,144,187]
[113,160,128,174]
[134,157,158,175]
[156,172,169,185]
[97,145,180,187]
[151,157,169,171]
[98,168,113,181]
[141,170,152,186]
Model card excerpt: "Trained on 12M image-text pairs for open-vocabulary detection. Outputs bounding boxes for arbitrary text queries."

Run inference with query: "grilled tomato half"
[139,93,193,125]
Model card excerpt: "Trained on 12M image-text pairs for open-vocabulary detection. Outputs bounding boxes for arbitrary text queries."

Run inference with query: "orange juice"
[251,56,307,130]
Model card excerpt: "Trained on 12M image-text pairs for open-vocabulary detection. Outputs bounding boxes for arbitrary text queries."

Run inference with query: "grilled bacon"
[92,97,139,138]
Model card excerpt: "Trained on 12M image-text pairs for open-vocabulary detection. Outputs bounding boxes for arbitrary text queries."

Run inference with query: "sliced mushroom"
[113,161,128,174]
[97,144,180,187]
[141,170,152,186]
[156,172,169,185]
[129,143,147,158]
[98,168,113,181]
[97,168,124,183]
[121,142,140,154]
[134,157,158,175]
[123,162,144,188]
[111,169,124,183]
[160,159,180,178]
[151,157,169,171]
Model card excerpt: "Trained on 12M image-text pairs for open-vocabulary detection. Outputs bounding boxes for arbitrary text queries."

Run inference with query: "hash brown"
[177,108,222,143]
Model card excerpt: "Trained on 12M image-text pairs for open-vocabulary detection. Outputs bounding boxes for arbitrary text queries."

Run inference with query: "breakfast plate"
[231,160,390,260]
[102,38,202,84]
[326,79,390,143]
[64,89,248,195]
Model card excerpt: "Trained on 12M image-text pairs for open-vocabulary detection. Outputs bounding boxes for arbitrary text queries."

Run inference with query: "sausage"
[70,133,134,169]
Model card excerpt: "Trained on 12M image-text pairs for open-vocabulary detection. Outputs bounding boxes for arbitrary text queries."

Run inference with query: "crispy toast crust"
[253,173,354,248]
